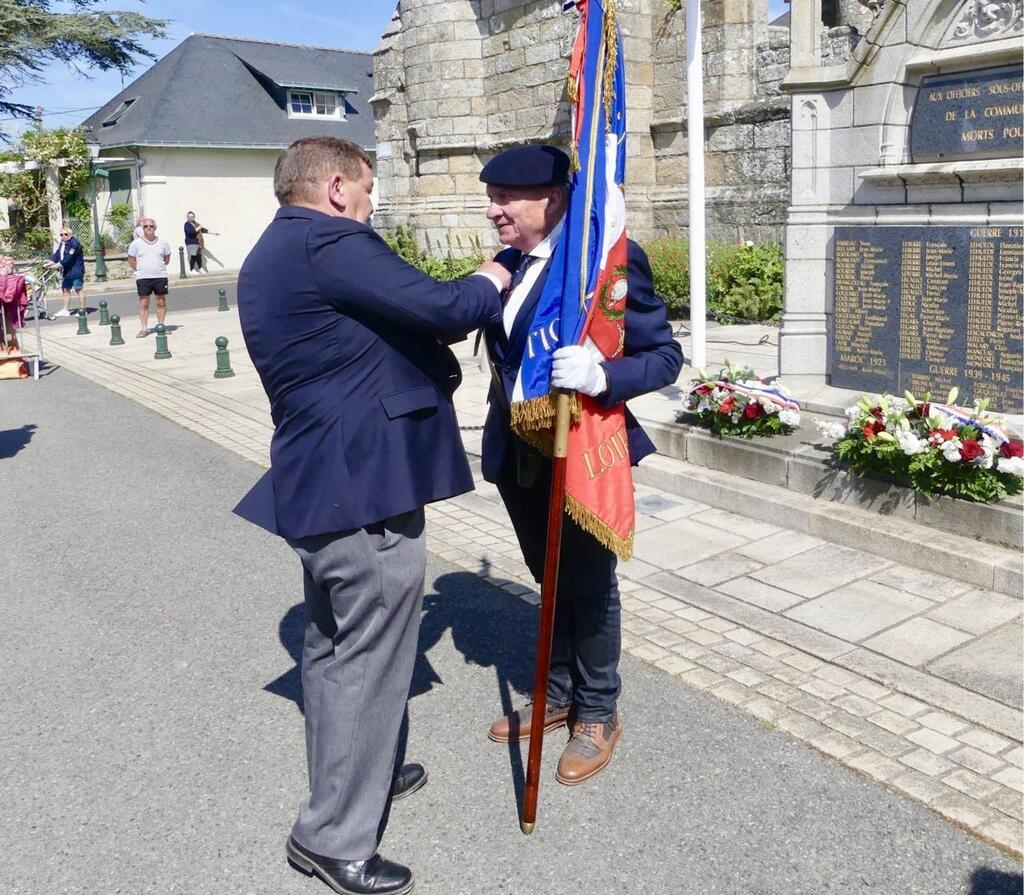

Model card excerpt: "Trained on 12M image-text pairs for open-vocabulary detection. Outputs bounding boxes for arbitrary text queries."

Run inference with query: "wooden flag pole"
[521,389,573,835]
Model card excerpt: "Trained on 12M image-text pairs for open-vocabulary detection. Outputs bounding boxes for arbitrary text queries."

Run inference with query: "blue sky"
[4,0,788,140]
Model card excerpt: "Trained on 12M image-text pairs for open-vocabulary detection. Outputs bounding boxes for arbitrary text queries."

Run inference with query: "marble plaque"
[831,225,1024,414]
[910,66,1023,162]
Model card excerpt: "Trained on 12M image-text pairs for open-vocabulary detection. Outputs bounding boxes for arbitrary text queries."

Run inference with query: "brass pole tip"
[520,821,535,835]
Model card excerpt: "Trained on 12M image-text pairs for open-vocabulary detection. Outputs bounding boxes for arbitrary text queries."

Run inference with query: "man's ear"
[328,173,347,212]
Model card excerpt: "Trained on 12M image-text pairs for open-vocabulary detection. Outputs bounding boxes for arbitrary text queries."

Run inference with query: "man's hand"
[551,345,608,396]
[476,260,512,293]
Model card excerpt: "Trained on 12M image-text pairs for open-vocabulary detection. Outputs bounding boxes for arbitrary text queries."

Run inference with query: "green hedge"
[644,238,784,322]
[380,227,785,324]
[382,225,485,281]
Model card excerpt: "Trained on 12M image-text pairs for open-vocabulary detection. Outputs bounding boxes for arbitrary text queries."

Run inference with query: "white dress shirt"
[502,218,563,337]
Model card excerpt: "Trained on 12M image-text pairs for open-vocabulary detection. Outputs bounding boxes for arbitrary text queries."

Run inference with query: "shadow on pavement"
[415,571,537,820]
[264,571,540,821]
[969,867,1024,894]
[263,602,304,711]
[0,423,37,459]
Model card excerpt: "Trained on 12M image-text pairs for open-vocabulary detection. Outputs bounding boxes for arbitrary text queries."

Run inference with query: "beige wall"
[109,147,282,272]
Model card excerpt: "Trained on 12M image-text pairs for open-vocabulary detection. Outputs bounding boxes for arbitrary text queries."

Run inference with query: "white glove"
[551,345,608,396]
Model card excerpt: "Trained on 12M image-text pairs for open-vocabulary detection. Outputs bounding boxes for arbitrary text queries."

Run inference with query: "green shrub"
[642,237,783,322]
[108,202,134,228]
[643,237,689,316]
[708,242,784,321]
[63,197,90,220]
[382,224,485,281]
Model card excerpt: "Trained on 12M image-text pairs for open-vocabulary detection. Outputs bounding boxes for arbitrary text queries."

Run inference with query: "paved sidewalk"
[6,368,1021,895]
[28,306,1024,857]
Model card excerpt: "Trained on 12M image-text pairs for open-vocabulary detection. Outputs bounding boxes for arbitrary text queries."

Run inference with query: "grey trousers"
[287,508,426,860]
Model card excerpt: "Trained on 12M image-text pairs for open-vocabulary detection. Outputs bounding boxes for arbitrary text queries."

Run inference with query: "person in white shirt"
[127,219,172,338]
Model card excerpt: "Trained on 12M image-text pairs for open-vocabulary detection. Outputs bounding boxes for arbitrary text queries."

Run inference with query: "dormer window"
[287,89,344,120]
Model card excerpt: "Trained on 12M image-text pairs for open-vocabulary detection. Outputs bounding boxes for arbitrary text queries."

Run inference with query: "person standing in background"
[127,219,172,338]
[45,225,86,318]
[183,211,209,272]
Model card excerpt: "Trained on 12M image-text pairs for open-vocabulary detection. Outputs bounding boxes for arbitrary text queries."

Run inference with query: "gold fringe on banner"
[603,0,618,127]
[566,493,634,560]
[509,392,581,437]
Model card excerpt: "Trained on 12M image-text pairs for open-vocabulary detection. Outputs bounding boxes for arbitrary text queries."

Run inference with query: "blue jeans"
[497,460,622,722]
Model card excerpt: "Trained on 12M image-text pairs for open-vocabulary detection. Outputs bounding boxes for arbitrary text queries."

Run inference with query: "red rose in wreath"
[1000,440,1023,459]
[743,403,764,419]
[959,439,984,462]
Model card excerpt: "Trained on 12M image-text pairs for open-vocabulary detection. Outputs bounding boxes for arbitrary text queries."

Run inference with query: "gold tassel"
[565,493,634,560]
[603,0,618,128]
[510,393,558,432]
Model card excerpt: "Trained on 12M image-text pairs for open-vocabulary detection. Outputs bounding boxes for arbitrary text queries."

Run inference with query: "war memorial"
[779,0,1023,411]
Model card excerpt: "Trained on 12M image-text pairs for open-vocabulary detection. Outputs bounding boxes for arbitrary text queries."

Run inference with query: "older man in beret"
[479,145,683,784]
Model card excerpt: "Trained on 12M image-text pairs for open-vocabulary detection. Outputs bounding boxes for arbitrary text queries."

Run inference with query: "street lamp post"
[89,165,110,282]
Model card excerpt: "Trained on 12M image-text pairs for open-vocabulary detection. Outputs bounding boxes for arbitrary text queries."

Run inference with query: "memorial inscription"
[831,226,1024,413]
[910,66,1024,162]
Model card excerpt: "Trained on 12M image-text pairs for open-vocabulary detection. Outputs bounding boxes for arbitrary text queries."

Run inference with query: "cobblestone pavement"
[32,308,1024,858]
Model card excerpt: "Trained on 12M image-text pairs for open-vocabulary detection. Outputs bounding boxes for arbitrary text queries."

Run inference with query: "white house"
[80,33,376,271]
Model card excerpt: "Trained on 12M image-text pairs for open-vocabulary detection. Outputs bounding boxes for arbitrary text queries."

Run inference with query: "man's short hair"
[274,137,372,206]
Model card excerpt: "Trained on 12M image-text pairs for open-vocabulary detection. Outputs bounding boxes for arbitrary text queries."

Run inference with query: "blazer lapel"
[506,257,551,368]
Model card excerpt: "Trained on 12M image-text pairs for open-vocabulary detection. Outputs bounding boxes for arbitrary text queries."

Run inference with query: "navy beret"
[479,145,571,188]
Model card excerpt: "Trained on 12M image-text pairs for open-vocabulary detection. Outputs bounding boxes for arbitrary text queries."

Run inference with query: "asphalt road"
[32,276,238,328]
[1,368,1021,895]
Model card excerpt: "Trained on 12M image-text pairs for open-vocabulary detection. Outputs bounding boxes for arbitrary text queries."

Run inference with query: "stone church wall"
[370,1,860,252]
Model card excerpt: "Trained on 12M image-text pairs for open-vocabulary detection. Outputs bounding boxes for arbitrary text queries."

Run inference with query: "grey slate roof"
[80,34,375,150]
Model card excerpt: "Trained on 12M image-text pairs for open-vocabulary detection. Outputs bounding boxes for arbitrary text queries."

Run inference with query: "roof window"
[101,99,136,127]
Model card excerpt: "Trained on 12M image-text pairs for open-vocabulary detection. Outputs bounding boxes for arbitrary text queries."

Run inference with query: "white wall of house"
[106,146,282,272]
[99,146,379,272]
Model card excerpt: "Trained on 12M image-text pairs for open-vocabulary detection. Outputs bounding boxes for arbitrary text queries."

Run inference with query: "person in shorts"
[45,225,86,317]
[127,219,172,337]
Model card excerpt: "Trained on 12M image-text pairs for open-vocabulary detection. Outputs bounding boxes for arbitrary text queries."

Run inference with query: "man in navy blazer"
[45,224,86,317]
[234,136,510,895]
[479,145,683,786]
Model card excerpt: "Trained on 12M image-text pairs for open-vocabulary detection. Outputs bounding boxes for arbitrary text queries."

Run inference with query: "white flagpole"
[686,0,707,369]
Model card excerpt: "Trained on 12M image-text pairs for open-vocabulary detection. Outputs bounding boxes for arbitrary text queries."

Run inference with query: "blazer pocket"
[380,386,439,420]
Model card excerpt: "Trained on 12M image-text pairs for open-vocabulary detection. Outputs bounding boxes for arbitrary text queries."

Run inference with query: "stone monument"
[779,0,1023,414]
[370,0,801,250]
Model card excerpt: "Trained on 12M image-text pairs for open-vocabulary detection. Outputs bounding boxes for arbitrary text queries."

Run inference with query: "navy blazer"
[234,205,502,538]
[52,237,85,280]
[481,238,683,483]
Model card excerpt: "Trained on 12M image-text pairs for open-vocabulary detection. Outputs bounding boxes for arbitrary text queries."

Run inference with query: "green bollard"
[109,314,125,346]
[178,245,188,280]
[98,300,110,326]
[213,336,235,379]
[217,288,229,312]
[153,323,172,360]
[75,308,90,335]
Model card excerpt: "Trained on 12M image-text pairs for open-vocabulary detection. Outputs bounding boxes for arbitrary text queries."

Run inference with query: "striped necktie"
[503,254,535,305]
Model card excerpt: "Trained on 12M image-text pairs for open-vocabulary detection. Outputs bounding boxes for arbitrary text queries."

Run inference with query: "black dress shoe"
[286,836,413,895]
[391,763,427,802]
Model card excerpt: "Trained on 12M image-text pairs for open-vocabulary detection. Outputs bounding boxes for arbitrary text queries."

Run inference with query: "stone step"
[634,452,1023,599]
[640,414,1024,552]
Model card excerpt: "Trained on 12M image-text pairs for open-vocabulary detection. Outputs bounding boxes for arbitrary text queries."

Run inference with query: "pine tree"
[0,0,167,120]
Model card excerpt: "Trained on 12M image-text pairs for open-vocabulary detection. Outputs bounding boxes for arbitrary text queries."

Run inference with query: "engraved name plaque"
[910,66,1024,162]
[831,225,1024,413]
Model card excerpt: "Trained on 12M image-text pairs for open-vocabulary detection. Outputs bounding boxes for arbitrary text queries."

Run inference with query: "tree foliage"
[0,0,167,120]
[0,125,90,252]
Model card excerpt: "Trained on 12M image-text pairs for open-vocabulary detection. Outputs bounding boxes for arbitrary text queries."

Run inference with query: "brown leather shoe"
[487,701,571,743]
[555,713,622,785]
